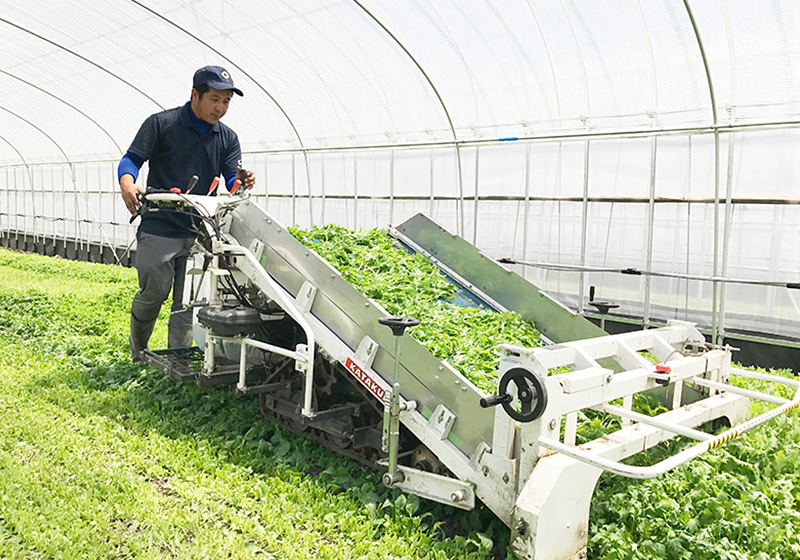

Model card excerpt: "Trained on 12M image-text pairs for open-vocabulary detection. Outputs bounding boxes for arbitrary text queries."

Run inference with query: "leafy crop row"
[290,224,540,394]
[0,248,503,560]
[290,225,800,559]
[3,236,800,560]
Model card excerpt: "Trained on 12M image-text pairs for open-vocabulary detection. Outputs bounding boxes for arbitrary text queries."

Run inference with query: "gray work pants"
[129,231,196,360]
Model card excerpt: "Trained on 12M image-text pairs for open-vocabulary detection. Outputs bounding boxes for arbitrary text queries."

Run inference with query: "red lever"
[209,176,220,194]
[655,363,671,373]
[170,187,181,193]
[231,179,242,194]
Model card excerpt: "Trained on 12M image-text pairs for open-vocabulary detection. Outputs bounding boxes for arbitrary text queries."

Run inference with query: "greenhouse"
[1,2,799,559]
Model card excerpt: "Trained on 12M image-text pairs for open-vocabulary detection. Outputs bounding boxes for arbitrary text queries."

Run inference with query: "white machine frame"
[145,191,800,560]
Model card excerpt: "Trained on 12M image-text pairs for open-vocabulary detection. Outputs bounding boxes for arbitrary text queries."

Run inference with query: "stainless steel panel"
[229,201,494,455]
[395,213,607,343]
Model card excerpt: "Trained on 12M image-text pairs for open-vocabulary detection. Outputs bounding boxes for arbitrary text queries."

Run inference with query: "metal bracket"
[388,465,476,510]
[296,281,317,314]
[428,404,456,440]
[295,343,310,374]
[354,336,379,369]
[248,238,265,261]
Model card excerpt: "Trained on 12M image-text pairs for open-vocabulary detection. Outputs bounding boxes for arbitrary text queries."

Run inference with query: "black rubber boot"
[130,313,156,362]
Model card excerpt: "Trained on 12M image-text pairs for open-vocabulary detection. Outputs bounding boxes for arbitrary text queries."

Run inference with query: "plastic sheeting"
[1,0,800,345]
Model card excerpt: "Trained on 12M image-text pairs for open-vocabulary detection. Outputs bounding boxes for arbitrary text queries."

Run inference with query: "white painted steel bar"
[601,403,712,441]
[219,242,317,418]
[541,369,800,479]
[694,378,790,405]
[237,336,308,393]
[732,368,800,386]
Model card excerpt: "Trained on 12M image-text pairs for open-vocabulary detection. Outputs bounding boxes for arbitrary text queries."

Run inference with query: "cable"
[498,257,800,290]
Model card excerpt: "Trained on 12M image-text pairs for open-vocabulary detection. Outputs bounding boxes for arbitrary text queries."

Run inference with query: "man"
[118,65,256,362]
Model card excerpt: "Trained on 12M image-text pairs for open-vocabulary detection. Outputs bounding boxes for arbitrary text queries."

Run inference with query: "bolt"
[450,490,467,503]
[515,519,527,536]
[502,473,509,484]
[382,471,405,487]
[482,466,489,476]
[455,380,461,385]
[549,419,557,431]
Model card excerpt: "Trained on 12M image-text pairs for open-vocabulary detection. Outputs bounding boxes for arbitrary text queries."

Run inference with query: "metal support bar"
[219,242,317,418]
[391,465,476,511]
[693,378,789,405]
[600,403,712,441]
[540,368,800,479]
[236,336,309,395]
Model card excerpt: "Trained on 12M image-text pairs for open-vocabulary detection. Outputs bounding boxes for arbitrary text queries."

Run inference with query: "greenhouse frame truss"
[1,0,800,353]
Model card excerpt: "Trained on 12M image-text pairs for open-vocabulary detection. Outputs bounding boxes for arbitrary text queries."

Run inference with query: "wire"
[151,193,255,309]
[498,257,800,290]
[0,211,133,228]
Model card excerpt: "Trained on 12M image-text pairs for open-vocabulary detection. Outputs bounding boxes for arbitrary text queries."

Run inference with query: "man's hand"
[237,166,256,190]
[120,174,144,215]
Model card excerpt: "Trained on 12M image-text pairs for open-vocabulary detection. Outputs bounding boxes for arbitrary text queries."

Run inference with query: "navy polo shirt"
[127,102,242,238]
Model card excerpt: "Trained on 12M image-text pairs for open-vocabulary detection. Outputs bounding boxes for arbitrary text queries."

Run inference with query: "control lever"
[378,316,419,487]
[479,393,512,408]
[588,285,619,331]
[231,167,247,195]
[185,174,200,194]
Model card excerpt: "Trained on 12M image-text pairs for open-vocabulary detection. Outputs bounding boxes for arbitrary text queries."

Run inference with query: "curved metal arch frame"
[0,17,164,111]
[128,0,317,225]
[0,69,124,155]
[351,0,467,236]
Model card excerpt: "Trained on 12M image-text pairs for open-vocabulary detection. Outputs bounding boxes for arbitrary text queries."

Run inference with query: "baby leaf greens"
[290,224,540,394]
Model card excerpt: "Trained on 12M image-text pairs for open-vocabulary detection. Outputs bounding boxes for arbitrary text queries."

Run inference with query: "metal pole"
[522,143,532,281]
[353,155,359,230]
[683,0,721,344]
[578,141,590,314]
[719,133,736,343]
[320,154,326,225]
[428,149,434,217]
[389,150,395,225]
[291,153,297,226]
[473,147,480,244]
[643,137,657,329]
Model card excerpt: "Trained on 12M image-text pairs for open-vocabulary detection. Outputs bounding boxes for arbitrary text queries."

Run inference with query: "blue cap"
[193,65,243,96]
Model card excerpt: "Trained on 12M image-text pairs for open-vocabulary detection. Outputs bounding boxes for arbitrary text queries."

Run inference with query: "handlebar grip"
[479,393,512,408]
[129,192,148,223]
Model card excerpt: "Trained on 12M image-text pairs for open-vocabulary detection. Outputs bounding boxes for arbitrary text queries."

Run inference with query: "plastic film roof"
[1,0,800,165]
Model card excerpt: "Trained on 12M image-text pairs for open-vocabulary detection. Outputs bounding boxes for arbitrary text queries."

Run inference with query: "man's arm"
[224,167,256,191]
[118,152,145,215]
[222,130,255,191]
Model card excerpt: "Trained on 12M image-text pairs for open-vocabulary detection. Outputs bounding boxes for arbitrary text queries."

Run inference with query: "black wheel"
[498,367,548,423]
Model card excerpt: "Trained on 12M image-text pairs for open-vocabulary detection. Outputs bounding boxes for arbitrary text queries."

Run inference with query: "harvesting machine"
[137,189,800,560]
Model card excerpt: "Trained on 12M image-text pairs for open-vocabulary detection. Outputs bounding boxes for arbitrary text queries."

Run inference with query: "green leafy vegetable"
[291,224,540,393]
